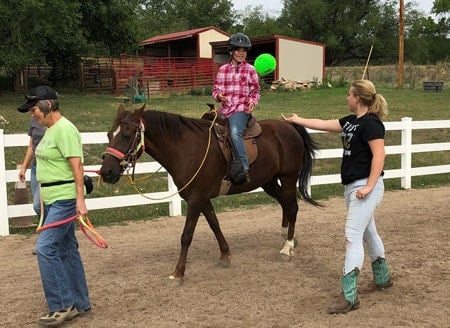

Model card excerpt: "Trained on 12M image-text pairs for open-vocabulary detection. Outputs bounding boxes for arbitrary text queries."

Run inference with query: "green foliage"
[233,6,288,36]
[321,75,348,88]
[78,0,142,56]
[0,0,143,90]
[0,1,84,78]
[280,0,400,66]
[188,86,213,96]
[139,0,235,34]
[432,0,450,14]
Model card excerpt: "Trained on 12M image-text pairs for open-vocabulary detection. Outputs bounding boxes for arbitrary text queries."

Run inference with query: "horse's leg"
[262,178,289,236]
[169,203,201,286]
[263,177,299,259]
[201,200,231,268]
[278,177,299,259]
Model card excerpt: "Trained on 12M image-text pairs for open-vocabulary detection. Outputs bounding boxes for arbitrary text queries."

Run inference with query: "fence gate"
[80,58,113,93]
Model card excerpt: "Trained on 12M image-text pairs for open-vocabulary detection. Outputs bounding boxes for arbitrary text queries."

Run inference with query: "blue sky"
[232,0,436,17]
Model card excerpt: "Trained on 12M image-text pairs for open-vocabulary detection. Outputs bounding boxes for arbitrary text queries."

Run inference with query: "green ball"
[254,53,277,76]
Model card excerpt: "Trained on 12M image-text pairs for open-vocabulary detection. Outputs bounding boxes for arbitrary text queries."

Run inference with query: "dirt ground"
[1,186,449,328]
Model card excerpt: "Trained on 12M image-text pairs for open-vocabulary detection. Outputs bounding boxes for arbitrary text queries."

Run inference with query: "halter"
[103,118,146,180]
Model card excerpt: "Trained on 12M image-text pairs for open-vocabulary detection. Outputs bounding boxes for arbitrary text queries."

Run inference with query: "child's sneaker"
[38,305,78,326]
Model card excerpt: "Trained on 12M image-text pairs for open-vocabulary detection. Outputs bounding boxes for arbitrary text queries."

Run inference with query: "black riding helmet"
[228,33,251,51]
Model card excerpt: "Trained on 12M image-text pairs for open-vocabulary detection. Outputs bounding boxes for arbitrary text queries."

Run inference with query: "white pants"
[343,176,385,275]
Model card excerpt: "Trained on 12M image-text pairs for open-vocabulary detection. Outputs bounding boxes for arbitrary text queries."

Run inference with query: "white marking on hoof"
[168,275,183,287]
[279,239,295,257]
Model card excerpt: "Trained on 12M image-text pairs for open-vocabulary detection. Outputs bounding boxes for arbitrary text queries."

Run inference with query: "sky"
[231,0,436,17]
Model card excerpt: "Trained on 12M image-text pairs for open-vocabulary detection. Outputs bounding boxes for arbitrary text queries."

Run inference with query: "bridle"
[102,118,146,180]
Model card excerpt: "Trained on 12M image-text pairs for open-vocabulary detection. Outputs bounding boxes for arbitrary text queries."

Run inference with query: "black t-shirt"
[338,113,385,185]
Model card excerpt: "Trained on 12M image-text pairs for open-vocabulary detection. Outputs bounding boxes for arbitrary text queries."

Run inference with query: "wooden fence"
[1,117,450,236]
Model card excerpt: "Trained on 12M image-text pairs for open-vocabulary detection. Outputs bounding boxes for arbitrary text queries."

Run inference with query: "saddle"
[202,103,262,167]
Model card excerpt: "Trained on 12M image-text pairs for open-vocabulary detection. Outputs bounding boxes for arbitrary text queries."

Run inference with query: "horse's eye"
[123,134,131,140]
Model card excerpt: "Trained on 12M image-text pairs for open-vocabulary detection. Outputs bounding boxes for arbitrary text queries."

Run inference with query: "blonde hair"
[351,80,388,119]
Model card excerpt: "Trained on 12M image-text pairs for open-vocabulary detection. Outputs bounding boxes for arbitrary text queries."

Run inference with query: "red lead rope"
[37,215,108,249]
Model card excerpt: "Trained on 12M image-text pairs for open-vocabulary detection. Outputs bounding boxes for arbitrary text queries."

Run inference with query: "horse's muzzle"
[99,168,121,184]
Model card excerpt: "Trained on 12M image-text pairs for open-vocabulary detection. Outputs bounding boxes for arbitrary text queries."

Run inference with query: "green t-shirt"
[35,117,84,204]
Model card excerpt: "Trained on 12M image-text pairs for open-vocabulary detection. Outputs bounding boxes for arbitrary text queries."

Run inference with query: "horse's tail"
[292,124,323,207]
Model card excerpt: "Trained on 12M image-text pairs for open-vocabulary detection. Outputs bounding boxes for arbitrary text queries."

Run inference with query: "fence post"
[401,117,412,189]
[167,174,182,216]
[0,129,10,236]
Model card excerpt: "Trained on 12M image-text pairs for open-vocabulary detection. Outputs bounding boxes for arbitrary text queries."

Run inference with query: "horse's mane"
[143,110,208,139]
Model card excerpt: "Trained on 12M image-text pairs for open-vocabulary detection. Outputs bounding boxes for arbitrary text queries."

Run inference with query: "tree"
[0,0,145,90]
[0,0,84,90]
[78,0,142,56]
[233,5,288,37]
[279,0,400,66]
[139,0,234,36]
[404,0,449,64]
[432,0,450,14]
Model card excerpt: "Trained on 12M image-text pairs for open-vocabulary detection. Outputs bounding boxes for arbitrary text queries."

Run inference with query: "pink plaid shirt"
[212,61,261,118]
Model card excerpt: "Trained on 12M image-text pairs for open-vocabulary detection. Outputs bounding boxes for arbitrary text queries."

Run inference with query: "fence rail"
[1,117,450,236]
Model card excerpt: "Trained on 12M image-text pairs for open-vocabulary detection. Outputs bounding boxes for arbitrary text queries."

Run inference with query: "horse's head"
[100,103,146,184]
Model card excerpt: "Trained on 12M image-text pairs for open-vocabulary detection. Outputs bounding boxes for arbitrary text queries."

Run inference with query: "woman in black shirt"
[282,79,393,314]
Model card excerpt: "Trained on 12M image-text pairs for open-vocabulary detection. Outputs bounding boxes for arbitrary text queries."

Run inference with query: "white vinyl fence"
[1,117,450,236]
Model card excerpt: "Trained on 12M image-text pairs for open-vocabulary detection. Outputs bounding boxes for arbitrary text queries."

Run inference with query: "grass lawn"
[1,86,449,230]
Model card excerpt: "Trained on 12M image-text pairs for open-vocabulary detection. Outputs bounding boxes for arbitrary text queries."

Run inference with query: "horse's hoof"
[278,252,292,262]
[168,275,183,287]
[294,238,299,248]
[217,259,231,268]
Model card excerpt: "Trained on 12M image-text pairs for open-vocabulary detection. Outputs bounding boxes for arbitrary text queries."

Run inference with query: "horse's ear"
[117,103,125,114]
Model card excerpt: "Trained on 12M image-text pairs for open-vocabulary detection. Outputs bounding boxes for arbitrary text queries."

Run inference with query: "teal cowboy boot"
[359,257,393,293]
[328,268,360,314]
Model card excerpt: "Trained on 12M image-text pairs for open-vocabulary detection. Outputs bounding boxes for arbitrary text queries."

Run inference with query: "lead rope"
[36,183,108,248]
[126,109,218,200]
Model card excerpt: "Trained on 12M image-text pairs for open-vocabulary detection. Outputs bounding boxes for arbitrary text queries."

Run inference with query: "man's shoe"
[38,305,78,326]
[77,307,92,317]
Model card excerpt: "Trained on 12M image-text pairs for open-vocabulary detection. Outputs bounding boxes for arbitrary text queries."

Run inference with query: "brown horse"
[100,104,320,285]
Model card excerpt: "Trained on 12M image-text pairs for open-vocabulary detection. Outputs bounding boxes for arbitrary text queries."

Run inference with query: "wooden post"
[398,0,405,89]
[362,45,373,80]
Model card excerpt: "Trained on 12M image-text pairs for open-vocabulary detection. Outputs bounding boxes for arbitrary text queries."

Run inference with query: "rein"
[126,109,218,200]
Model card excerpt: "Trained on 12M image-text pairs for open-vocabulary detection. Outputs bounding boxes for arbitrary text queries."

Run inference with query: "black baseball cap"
[17,85,58,113]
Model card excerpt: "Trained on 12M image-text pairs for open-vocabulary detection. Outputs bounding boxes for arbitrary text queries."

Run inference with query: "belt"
[41,180,75,187]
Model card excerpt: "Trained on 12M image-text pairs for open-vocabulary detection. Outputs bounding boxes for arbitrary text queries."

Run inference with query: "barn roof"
[141,26,229,46]
[210,34,326,48]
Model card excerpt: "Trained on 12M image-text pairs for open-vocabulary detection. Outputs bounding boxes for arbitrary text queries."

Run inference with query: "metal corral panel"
[278,38,325,82]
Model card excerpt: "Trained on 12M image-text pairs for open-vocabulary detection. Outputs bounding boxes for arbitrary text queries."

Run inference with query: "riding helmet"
[228,33,252,51]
